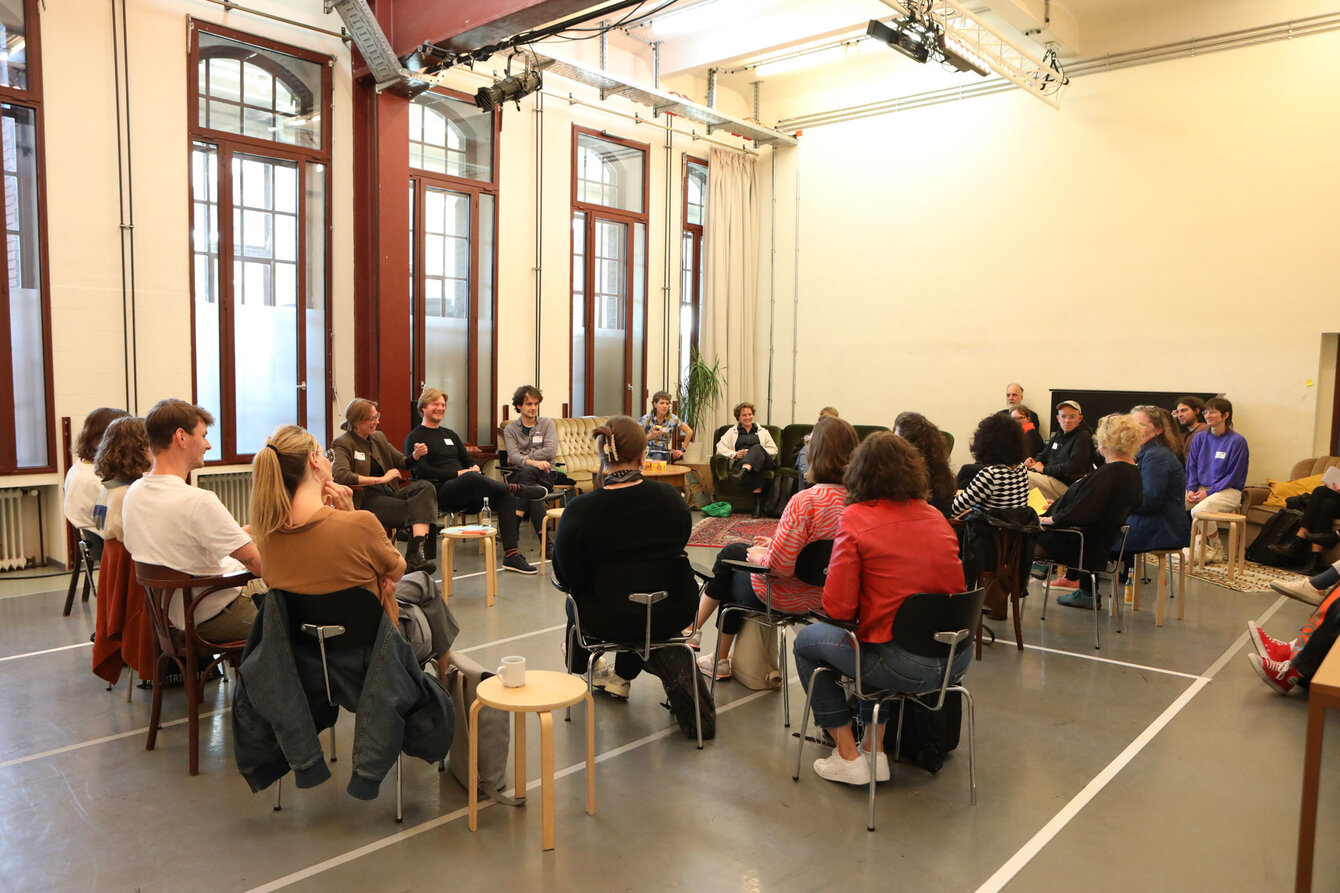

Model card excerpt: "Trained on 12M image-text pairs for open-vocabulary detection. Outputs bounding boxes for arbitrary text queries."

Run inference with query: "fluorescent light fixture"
[938,31,989,76]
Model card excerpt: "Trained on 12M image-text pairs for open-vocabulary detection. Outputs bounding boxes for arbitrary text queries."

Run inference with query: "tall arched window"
[188,22,331,463]
[571,127,648,417]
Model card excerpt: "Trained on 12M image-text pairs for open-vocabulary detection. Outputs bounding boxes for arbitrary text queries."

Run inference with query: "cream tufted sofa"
[553,416,608,491]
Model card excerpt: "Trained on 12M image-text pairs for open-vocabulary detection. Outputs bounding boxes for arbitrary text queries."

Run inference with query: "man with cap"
[1024,400,1094,501]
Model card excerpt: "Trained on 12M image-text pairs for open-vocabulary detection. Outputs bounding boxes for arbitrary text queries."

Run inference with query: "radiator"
[197,472,252,527]
[0,488,31,571]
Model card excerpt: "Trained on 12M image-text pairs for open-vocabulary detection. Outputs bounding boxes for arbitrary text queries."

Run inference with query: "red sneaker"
[1247,621,1292,663]
[1247,653,1300,695]
[1050,577,1080,589]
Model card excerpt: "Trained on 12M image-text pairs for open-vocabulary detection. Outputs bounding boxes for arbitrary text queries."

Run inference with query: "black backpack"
[1245,508,1305,567]
[848,691,963,774]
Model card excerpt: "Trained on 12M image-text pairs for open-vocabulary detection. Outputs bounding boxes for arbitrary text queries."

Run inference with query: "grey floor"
[3,535,1339,893]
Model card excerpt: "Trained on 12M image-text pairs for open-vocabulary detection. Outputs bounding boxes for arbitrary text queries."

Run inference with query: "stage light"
[937,31,990,76]
[474,68,543,111]
[866,17,934,64]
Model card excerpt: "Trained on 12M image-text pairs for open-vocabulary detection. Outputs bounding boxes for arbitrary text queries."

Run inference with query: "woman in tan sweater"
[250,425,406,622]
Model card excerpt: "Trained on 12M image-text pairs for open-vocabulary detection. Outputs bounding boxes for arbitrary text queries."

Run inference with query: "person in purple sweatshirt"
[1184,396,1249,563]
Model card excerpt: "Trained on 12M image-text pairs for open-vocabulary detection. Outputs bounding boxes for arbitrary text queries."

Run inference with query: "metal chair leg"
[395,755,403,823]
[1089,571,1102,650]
[329,725,337,763]
[793,667,825,780]
[686,643,703,750]
[274,776,283,811]
[961,687,977,806]
[868,700,883,831]
[780,626,791,728]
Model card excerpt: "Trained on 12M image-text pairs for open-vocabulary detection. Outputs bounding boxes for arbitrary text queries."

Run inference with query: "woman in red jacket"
[792,432,966,787]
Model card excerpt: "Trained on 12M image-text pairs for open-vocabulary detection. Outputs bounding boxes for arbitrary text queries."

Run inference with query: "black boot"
[405,535,437,576]
[1304,529,1340,548]
[1267,536,1308,563]
[1303,551,1330,576]
[751,495,763,519]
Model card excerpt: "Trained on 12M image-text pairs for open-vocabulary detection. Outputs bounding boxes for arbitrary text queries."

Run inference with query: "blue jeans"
[793,622,972,730]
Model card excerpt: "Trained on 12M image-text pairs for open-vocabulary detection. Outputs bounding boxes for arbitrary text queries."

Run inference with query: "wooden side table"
[441,526,497,607]
[539,508,564,577]
[469,671,595,851]
[1296,642,1340,891]
[1191,511,1247,582]
[642,464,691,503]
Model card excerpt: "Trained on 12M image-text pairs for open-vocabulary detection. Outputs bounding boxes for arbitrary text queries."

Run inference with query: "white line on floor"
[973,598,1282,893]
[242,689,772,893]
[0,710,227,770]
[0,641,92,663]
[997,641,1207,681]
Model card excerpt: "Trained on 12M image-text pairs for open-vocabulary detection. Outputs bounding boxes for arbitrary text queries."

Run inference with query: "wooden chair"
[133,562,255,775]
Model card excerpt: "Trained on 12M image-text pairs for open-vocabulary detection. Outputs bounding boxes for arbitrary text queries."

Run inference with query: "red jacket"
[821,499,965,643]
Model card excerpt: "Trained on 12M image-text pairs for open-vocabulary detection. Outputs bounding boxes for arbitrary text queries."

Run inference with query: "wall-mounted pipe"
[111,0,138,413]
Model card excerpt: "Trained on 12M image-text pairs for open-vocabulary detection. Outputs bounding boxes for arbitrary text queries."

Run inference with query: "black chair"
[1037,524,1132,650]
[793,588,986,831]
[714,538,833,727]
[551,560,707,749]
[274,588,405,822]
[63,531,102,616]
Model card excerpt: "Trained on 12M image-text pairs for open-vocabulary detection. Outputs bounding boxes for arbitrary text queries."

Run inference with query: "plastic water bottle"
[479,497,492,530]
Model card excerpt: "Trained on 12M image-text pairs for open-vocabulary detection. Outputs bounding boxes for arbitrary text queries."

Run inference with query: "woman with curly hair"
[893,412,956,516]
[952,414,1030,516]
[92,417,152,543]
[65,407,130,541]
[791,432,965,786]
[1036,414,1145,609]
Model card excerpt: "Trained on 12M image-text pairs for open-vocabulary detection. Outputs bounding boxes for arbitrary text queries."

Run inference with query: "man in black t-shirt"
[405,387,548,574]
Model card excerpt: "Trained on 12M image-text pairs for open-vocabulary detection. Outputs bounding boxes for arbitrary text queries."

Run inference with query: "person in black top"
[1025,400,1095,502]
[404,387,548,574]
[893,411,955,517]
[553,416,712,737]
[1036,414,1145,609]
[715,402,779,517]
[1010,404,1046,458]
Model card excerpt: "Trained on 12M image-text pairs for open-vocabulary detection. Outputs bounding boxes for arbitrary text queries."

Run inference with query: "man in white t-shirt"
[122,399,263,643]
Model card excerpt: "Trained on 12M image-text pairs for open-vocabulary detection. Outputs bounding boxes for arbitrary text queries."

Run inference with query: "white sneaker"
[683,628,703,651]
[813,750,872,785]
[592,663,630,699]
[697,654,731,680]
[1270,577,1326,607]
[861,748,891,782]
[1204,538,1226,564]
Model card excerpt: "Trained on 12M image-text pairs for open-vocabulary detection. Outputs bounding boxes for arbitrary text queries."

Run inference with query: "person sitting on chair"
[1248,561,1340,694]
[121,399,264,644]
[92,417,152,545]
[1024,400,1094,502]
[503,385,560,544]
[331,398,436,576]
[894,412,956,517]
[792,432,966,786]
[1123,406,1191,565]
[795,406,839,488]
[1035,414,1145,609]
[252,425,407,624]
[1173,395,1208,458]
[1010,404,1045,458]
[1266,477,1340,576]
[552,416,711,736]
[639,390,693,462]
[951,414,1030,516]
[715,402,779,518]
[1000,382,1041,434]
[404,387,548,575]
[1183,396,1249,564]
[689,416,860,681]
[66,407,130,559]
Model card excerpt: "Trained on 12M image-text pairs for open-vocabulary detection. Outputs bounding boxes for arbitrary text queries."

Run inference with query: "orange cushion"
[1263,474,1325,508]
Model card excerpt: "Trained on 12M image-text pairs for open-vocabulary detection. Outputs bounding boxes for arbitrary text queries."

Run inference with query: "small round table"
[642,464,691,503]
[469,671,595,851]
[1191,511,1247,582]
[539,508,564,577]
[441,525,498,607]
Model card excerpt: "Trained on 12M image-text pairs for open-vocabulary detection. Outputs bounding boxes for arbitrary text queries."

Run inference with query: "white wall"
[754,29,1340,478]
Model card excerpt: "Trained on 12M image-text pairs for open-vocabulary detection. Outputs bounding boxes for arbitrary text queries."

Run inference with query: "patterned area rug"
[688,515,779,548]
[1186,558,1307,593]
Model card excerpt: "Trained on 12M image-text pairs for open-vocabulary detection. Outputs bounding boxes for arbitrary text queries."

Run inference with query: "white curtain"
[704,147,759,438]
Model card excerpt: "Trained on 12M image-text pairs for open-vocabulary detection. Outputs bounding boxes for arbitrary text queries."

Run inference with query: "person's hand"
[412,442,428,459]
[1032,461,1045,474]
[735,449,747,459]
[1327,480,1340,493]
[457,466,481,477]
[746,545,768,565]
[381,469,401,485]
[530,459,552,472]
[323,480,354,511]
[1040,516,1054,526]
[671,449,684,460]
[1186,488,1207,505]
[1024,457,1037,470]
[378,575,398,603]
[752,536,772,548]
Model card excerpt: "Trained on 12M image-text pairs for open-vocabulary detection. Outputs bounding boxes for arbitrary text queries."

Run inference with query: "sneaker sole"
[1270,580,1324,607]
[503,564,539,575]
[1247,621,1286,662]
[1246,654,1294,695]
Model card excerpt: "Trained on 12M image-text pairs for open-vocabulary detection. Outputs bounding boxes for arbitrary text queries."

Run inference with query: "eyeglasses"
[324,449,335,460]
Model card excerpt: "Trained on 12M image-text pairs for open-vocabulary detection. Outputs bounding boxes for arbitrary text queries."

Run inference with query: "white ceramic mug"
[497,655,526,688]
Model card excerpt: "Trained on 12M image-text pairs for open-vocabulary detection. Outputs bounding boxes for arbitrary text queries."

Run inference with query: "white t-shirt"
[63,461,102,531]
[121,474,252,628]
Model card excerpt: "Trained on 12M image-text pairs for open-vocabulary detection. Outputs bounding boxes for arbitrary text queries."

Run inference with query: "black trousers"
[1294,596,1340,683]
[732,445,772,492]
[362,479,437,531]
[1301,486,1340,533]
[508,464,556,534]
[432,472,522,551]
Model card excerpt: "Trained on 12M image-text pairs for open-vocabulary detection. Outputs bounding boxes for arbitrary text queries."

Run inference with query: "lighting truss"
[878,0,1067,108]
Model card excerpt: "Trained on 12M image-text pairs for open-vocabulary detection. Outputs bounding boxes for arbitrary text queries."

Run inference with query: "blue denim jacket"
[232,590,454,800]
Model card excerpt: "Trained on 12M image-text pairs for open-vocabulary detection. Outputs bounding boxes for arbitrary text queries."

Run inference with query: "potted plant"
[678,349,726,463]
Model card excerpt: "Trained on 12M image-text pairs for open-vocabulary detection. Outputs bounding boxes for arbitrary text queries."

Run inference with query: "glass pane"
[197,32,323,149]
[631,222,645,416]
[592,218,627,417]
[408,91,494,181]
[680,232,694,385]
[424,186,470,434]
[191,143,222,461]
[576,133,644,213]
[233,153,298,453]
[686,161,707,226]
[476,194,495,441]
[305,163,327,440]
[0,3,30,91]
[571,212,586,414]
[4,105,45,464]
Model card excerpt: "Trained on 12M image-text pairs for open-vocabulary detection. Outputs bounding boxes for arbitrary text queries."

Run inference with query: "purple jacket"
[1185,429,1249,494]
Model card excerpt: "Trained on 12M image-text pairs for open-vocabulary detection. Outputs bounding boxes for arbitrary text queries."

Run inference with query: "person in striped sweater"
[690,416,861,680]
[951,414,1030,517]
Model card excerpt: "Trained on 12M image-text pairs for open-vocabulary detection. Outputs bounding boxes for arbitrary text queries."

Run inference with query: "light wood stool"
[1191,512,1247,582]
[1132,549,1186,627]
[441,525,497,607]
[469,671,594,851]
[539,508,564,577]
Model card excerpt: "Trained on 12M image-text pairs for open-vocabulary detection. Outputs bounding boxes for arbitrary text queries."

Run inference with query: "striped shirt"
[755,483,848,615]
[951,464,1030,515]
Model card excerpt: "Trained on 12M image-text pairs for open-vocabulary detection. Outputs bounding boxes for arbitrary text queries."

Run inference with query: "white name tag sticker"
[444,439,454,446]
[353,450,366,461]
[1215,450,1227,460]
[532,436,543,443]
[1051,442,1059,450]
